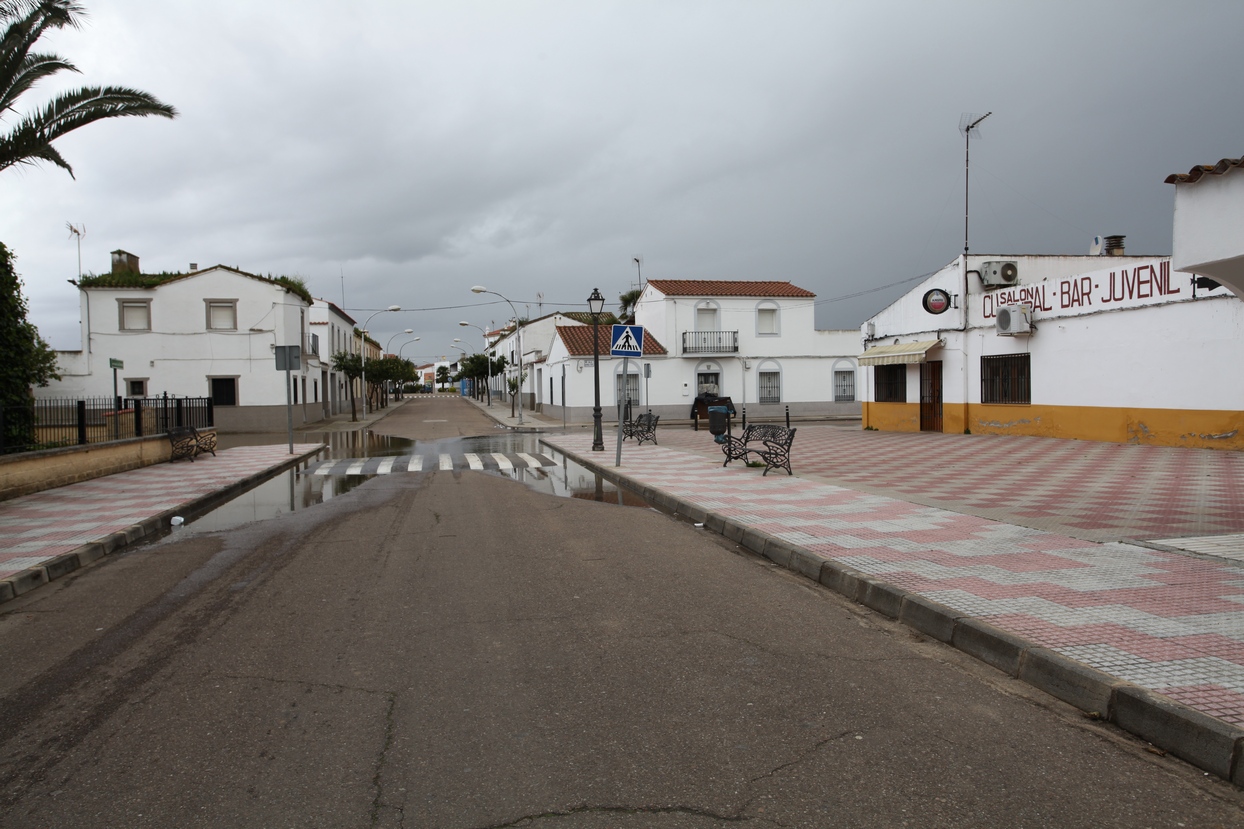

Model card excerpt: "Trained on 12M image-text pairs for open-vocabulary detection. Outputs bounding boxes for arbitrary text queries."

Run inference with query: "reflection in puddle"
[184,432,654,533]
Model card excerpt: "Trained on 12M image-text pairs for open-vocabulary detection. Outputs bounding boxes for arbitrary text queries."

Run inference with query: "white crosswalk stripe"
[304,453,555,476]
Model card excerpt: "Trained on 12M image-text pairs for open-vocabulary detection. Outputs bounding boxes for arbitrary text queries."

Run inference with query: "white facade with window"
[38,263,328,432]
[859,252,1244,448]
[537,280,860,423]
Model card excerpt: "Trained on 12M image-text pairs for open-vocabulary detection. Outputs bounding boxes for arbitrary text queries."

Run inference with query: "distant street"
[0,398,1240,827]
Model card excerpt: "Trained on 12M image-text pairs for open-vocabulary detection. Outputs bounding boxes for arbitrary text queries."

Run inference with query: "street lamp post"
[386,329,414,355]
[396,336,421,397]
[471,287,523,425]
[588,288,605,451]
[360,305,401,419]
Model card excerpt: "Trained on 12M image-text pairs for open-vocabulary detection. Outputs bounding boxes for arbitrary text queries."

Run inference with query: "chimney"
[1103,235,1126,256]
[110,249,140,274]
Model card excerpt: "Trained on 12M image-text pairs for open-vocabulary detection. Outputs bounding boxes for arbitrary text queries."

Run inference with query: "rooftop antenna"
[66,221,85,278]
[959,111,991,254]
[536,291,544,313]
[339,264,346,309]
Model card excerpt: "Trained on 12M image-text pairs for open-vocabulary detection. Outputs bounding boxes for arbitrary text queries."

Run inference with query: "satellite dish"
[1089,235,1103,256]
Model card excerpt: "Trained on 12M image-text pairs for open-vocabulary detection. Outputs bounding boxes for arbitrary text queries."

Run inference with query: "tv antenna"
[536,291,544,313]
[66,222,85,278]
[959,111,991,254]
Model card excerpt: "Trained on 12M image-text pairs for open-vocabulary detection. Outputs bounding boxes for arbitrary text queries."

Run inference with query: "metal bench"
[168,426,217,462]
[621,412,660,446]
[719,424,796,476]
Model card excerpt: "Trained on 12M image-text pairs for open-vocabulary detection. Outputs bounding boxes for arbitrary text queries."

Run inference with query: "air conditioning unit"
[980,260,1019,287]
[995,305,1032,336]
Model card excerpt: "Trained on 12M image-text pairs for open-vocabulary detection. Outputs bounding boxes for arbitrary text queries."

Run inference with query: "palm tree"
[618,288,642,322]
[0,0,177,178]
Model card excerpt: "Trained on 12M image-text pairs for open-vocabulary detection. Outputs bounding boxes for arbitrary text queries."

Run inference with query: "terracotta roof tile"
[1165,155,1244,184]
[646,279,815,298]
[556,325,668,357]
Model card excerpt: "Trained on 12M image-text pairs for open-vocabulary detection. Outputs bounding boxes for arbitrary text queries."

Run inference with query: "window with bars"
[834,370,855,402]
[873,365,906,403]
[758,370,781,403]
[615,372,639,404]
[981,354,1031,404]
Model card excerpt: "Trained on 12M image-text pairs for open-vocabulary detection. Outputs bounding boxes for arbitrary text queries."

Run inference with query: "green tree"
[618,288,642,322]
[435,364,450,391]
[1,242,59,451]
[330,351,362,422]
[0,0,177,177]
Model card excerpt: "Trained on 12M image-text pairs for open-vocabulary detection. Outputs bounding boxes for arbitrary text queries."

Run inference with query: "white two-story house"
[38,251,332,432]
[538,279,861,423]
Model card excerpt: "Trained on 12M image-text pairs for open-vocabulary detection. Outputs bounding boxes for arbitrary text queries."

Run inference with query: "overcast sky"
[5,0,1242,361]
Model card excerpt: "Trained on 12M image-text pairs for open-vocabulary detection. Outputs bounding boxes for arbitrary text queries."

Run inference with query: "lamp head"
[471,286,487,294]
[587,287,605,315]
[459,320,470,326]
[387,305,401,311]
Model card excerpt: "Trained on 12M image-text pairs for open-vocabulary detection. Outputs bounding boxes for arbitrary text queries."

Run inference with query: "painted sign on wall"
[975,260,1190,323]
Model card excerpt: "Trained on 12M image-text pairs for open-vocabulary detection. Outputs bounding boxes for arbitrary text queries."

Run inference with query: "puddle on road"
[181,431,653,534]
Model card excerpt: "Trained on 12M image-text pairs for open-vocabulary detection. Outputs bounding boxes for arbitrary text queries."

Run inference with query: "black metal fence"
[1,395,214,456]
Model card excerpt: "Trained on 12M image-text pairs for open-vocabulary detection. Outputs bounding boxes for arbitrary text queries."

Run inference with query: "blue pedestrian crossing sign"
[610,324,644,357]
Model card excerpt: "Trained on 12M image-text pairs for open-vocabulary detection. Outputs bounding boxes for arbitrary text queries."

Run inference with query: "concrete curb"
[546,438,1244,786]
[0,445,325,607]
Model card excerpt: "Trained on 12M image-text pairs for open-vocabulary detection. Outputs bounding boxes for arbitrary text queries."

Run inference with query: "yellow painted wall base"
[865,401,1244,450]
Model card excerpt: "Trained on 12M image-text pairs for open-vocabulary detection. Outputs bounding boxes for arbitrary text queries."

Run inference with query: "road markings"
[377,457,395,475]
[491,453,513,470]
[408,455,423,472]
[439,454,453,470]
[465,453,484,470]
[346,460,367,475]
[516,453,541,468]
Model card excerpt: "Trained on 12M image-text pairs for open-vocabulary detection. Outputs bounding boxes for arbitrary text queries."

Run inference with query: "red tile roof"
[646,279,815,298]
[556,325,668,357]
[1165,155,1244,184]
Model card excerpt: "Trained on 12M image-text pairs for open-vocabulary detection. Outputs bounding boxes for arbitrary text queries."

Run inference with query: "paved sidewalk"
[542,431,1244,780]
[0,443,323,602]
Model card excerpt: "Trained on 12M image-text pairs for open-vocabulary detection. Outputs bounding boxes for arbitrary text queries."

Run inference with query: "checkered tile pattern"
[544,433,1244,728]
[654,425,1244,542]
[0,445,321,580]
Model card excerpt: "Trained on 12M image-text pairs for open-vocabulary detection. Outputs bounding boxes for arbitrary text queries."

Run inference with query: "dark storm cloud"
[4,1,1242,357]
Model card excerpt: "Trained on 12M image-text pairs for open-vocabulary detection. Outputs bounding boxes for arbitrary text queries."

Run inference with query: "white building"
[1168,154,1244,301]
[534,280,860,423]
[858,249,1243,448]
[308,297,359,418]
[39,252,336,432]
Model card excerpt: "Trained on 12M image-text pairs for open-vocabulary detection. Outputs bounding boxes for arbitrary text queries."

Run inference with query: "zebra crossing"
[304,452,557,476]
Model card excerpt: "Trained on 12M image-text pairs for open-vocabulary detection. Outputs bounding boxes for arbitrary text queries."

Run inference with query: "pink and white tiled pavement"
[543,432,1244,729]
[0,445,322,581]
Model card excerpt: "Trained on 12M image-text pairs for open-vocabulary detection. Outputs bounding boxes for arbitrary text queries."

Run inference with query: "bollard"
[786,405,790,428]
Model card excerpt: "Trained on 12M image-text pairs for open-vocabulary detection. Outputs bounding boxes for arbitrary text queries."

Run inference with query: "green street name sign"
[109,358,124,370]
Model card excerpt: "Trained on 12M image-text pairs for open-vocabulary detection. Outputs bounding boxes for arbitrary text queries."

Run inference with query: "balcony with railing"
[682,330,739,354]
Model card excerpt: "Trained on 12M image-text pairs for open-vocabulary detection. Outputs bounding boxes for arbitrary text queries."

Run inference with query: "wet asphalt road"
[0,398,1241,827]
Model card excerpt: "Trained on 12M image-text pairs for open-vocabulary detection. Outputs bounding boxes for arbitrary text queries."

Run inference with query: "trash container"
[708,405,730,437]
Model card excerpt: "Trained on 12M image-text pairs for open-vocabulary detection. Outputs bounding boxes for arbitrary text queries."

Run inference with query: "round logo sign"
[922,289,951,315]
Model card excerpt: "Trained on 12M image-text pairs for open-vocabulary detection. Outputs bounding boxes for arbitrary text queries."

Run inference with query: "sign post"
[609,325,644,466]
[109,358,123,440]
[275,345,301,454]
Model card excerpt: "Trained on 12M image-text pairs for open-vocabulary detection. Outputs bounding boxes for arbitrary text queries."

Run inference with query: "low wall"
[212,404,327,433]
[1,436,174,502]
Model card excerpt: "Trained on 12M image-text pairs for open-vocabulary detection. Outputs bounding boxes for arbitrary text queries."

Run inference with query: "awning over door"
[858,339,942,366]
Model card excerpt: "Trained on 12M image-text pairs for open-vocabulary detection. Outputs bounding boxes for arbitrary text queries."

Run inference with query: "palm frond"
[0,52,78,115]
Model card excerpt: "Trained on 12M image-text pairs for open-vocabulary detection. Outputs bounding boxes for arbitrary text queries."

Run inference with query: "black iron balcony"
[682,330,739,354]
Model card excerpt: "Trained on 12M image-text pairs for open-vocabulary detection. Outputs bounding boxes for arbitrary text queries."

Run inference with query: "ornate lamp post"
[588,287,605,451]
[471,287,523,425]
[361,305,400,418]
